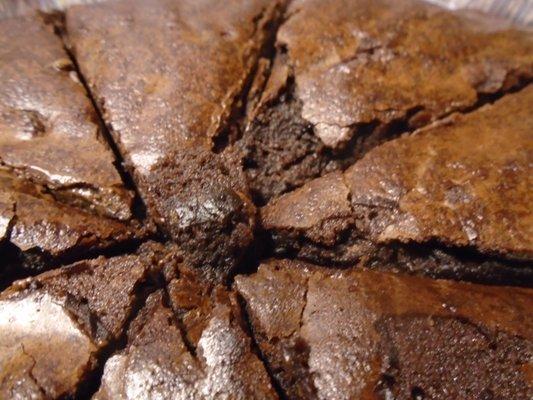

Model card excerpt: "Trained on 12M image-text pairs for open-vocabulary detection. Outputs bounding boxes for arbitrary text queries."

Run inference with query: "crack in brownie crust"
[64,0,288,277]
[235,260,533,400]
[0,242,177,399]
[228,0,533,204]
[0,170,149,288]
[0,14,133,220]
[94,274,279,399]
[262,87,533,284]
[232,85,352,206]
[0,1,532,398]
[281,0,532,147]
[0,14,151,286]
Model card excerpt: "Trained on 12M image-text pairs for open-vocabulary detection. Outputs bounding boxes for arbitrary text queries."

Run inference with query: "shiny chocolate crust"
[0,1,531,398]
[65,0,286,275]
[0,170,147,286]
[261,87,533,283]
[94,286,278,399]
[0,14,149,285]
[0,242,176,399]
[66,0,286,170]
[231,0,533,203]
[235,260,533,399]
[281,0,532,148]
[0,15,133,220]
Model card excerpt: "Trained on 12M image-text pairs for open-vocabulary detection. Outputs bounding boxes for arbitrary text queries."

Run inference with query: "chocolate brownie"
[0,15,133,220]
[0,170,147,286]
[0,14,150,285]
[230,0,533,204]
[137,144,256,279]
[65,0,287,274]
[0,242,176,399]
[94,284,278,399]
[0,2,531,398]
[261,86,533,284]
[235,260,533,399]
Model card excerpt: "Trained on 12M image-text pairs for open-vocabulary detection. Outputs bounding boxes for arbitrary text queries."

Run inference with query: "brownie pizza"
[0,0,532,399]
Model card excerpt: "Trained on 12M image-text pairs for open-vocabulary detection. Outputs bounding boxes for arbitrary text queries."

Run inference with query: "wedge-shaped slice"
[231,0,533,203]
[66,0,286,276]
[0,242,177,399]
[94,285,278,399]
[282,0,532,147]
[0,170,148,286]
[262,86,533,284]
[0,15,148,284]
[235,260,533,400]
[0,15,133,220]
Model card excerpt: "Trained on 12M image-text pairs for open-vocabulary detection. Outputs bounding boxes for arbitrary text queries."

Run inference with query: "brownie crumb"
[145,145,255,279]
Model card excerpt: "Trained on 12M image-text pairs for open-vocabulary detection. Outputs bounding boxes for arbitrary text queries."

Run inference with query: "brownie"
[230,0,533,204]
[0,242,176,399]
[0,2,531,398]
[64,0,286,274]
[94,283,278,399]
[235,260,533,399]
[261,86,533,284]
[0,15,133,220]
[0,15,149,285]
[138,144,256,279]
[0,170,147,286]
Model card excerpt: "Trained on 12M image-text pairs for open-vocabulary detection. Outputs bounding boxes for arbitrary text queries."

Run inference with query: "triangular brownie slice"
[95,281,278,399]
[0,242,175,398]
[262,86,533,284]
[236,260,533,399]
[0,15,150,283]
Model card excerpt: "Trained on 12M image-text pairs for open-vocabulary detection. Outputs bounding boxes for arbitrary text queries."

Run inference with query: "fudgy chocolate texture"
[0,14,149,285]
[65,0,286,274]
[344,87,533,259]
[261,87,533,283]
[0,170,147,286]
[0,242,174,399]
[232,85,352,205]
[376,316,532,400]
[232,0,533,203]
[0,15,133,221]
[94,286,278,399]
[0,2,531,398]
[282,0,532,147]
[142,144,256,277]
[235,260,533,400]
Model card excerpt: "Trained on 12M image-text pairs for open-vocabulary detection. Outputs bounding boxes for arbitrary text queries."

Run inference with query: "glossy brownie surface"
[230,0,533,204]
[65,0,288,274]
[261,87,533,283]
[0,15,132,220]
[0,0,532,399]
[0,170,145,284]
[235,260,533,399]
[0,242,173,398]
[0,14,148,283]
[280,0,532,148]
[66,0,284,172]
[95,287,277,399]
